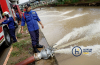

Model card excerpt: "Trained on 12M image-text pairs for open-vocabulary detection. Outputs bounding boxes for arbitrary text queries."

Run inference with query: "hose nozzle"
[40,47,54,59]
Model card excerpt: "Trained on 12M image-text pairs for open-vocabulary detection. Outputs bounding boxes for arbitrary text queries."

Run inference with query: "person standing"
[15,11,21,40]
[16,11,21,33]
[21,4,44,53]
[0,11,17,43]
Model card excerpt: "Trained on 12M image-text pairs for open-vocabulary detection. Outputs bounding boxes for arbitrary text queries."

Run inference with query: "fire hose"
[15,47,54,65]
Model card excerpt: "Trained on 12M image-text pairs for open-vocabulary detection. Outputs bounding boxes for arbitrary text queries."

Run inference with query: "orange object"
[15,56,35,65]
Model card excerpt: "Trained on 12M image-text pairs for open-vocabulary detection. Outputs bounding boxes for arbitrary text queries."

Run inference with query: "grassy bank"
[7,24,34,65]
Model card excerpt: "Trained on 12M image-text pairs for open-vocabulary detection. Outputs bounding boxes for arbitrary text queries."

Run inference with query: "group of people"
[0,4,44,53]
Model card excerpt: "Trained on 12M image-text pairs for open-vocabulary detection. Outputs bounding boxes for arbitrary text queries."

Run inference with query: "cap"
[25,4,31,9]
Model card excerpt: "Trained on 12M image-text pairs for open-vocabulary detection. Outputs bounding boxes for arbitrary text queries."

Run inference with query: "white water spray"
[53,20,100,48]
[60,10,73,15]
[54,45,100,56]
[56,33,100,49]
[40,15,69,17]
[40,10,74,17]
[58,13,88,21]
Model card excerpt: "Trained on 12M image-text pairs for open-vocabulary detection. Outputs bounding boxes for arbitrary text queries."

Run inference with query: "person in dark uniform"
[15,11,21,40]
[0,11,17,43]
[16,11,21,23]
[21,4,44,53]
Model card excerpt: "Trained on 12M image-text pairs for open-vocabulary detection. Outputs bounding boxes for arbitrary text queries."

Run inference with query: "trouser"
[29,30,39,47]
[9,28,17,42]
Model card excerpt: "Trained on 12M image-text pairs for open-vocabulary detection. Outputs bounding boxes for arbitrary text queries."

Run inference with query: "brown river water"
[34,7,100,65]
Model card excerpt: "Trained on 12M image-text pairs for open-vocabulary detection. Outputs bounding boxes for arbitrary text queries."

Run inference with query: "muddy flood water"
[34,7,100,65]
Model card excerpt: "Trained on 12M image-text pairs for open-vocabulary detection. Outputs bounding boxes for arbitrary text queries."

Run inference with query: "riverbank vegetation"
[55,0,100,5]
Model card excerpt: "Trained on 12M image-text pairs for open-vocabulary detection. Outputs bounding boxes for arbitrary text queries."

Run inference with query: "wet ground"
[34,6,100,65]
[35,29,58,65]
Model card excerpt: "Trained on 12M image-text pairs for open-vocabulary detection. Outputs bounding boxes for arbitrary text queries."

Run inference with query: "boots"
[13,40,17,43]
[33,46,40,53]
[36,42,44,48]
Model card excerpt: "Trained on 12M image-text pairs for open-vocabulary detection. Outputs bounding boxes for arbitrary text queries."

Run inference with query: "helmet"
[3,11,9,16]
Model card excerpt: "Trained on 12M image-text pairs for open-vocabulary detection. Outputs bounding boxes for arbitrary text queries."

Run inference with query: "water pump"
[16,47,54,65]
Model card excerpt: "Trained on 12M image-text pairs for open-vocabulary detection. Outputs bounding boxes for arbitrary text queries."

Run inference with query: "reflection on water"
[35,7,100,65]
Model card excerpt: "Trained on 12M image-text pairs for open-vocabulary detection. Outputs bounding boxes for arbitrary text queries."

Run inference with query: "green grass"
[10,56,28,65]
[11,51,21,57]
[11,40,31,57]
[17,33,22,38]
[13,40,28,49]
[15,24,30,48]
[8,22,33,65]
[23,24,28,31]
[28,47,33,51]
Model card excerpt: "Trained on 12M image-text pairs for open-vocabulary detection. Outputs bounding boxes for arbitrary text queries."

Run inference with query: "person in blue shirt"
[16,11,21,23]
[15,11,21,38]
[0,11,17,43]
[21,4,44,53]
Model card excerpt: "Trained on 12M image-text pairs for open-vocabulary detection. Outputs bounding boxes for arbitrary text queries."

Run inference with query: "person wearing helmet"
[0,11,17,43]
[21,4,44,53]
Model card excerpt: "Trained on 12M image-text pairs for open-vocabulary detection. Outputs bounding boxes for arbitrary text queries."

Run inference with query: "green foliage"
[17,33,22,38]
[71,0,79,3]
[58,0,63,2]
[56,0,100,4]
